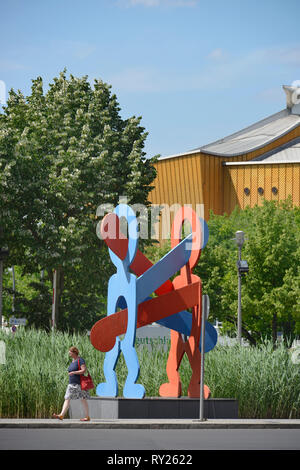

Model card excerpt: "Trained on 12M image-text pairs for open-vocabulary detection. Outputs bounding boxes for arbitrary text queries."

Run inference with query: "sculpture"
[90,204,217,399]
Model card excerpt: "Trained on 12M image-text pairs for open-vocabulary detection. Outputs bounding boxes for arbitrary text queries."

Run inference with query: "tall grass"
[0,328,299,418]
[0,328,102,418]
[204,340,300,418]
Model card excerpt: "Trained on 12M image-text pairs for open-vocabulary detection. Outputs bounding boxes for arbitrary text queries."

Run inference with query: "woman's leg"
[81,399,90,420]
[53,398,70,419]
[60,399,70,417]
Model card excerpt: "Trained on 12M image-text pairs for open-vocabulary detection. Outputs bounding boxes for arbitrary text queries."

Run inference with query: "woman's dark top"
[68,357,85,385]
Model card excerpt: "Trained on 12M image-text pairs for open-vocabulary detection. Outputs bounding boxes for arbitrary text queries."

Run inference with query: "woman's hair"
[69,346,79,355]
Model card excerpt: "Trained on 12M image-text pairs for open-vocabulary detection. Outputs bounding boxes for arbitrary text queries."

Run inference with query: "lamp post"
[7,267,16,314]
[199,294,210,421]
[52,269,57,331]
[12,266,15,314]
[235,231,248,345]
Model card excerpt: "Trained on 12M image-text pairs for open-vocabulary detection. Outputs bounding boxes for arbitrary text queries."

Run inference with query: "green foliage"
[0,328,299,419]
[2,266,52,329]
[195,199,300,345]
[0,70,157,330]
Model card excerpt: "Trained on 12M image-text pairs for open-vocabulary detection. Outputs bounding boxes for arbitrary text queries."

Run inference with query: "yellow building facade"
[149,86,300,232]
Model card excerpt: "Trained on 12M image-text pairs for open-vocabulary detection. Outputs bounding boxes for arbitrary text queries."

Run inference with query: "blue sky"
[1,0,300,158]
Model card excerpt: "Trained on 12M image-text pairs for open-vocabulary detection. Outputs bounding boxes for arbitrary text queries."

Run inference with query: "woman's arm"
[69,363,87,376]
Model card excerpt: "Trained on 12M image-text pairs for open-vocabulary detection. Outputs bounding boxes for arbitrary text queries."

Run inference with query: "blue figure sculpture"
[96,204,145,399]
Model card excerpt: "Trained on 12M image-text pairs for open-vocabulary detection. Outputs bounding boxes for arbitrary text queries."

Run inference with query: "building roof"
[199,109,300,157]
[253,136,300,163]
[223,136,300,165]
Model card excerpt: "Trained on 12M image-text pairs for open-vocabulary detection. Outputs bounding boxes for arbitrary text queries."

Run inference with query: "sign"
[9,317,27,326]
[136,323,170,351]
[0,341,5,365]
[291,347,300,365]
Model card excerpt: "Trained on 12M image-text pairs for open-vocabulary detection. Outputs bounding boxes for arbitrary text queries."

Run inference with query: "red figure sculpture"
[159,207,211,399]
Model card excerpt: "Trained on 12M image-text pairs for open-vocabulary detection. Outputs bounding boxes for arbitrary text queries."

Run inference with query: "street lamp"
[7,267,16,314]
[235,231,248,344]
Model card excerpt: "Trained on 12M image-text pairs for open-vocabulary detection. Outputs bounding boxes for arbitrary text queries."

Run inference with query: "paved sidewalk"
[1,418,300,429]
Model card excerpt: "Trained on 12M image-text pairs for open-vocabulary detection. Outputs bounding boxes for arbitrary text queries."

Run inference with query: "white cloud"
[255,87,284,104]
[108,44,300,95]
[108,67,162,92]
[108,64,227,93]
[268,46,300,66]
[208,48,228,61]
[0,60,25,71]
[51,40,95,60]
[120,0,198,7]
[127,0,160,5]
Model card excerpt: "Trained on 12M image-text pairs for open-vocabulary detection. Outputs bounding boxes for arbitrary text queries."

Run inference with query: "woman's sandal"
[80,416,90,422]
[52,413,63,420]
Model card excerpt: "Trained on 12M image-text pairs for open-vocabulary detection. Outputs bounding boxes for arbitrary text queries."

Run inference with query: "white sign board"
[9,317,27,326]
[136,323,170,351]
[0,341,5,364]
[88,324,171,351]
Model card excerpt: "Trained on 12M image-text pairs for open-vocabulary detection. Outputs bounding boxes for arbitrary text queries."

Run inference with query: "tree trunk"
[282,318,295,348]
[51,267,64,330]
[272,313,277,347]
[225,315,257,346]
[241,326,257,347]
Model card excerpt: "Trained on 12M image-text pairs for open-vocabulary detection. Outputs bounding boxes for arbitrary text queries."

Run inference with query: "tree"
[239,199,300,345]
[194,199,300,345]
[0,70,157,330]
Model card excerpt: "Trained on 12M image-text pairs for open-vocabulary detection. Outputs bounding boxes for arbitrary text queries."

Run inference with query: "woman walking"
[52,346,91,421]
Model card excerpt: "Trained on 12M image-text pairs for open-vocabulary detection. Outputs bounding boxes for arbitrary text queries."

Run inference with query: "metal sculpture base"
[69,397,238,420]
